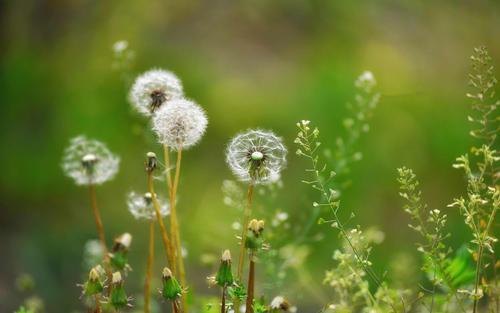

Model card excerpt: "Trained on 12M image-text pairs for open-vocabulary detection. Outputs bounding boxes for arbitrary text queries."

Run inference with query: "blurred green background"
[1,0,499,312]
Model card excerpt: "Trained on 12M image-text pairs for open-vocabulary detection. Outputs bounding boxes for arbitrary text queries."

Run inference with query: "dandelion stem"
[88,181,113,291]
[220,285,227,313]
[94,294,101,313]
[88,182,108,258]
[144,220,155,313]
[237,184,254,280]
[170,144,188,313]
[245,252,256,313]
[147,171,175,269]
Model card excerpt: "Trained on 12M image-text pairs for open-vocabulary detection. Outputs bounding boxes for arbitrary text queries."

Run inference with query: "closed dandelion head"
[127,191,169,221]
[270,296,291,311]
[226,130,287,184]
[152,98,208,150]
[62,136,120,186]
[129,69,183,116]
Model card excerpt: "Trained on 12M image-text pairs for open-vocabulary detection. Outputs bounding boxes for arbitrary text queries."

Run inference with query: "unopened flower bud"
[82,266,104,296]
[162,267,182,301]
[145,152,157,172]
[110,233,132,270]
[245,219,265,250]
[270,296,291,311]
[216,249,234,287]
[110,271,130,309]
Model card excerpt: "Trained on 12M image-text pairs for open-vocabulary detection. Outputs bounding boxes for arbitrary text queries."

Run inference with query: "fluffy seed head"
[127,191,169,221]
[226,130,287,184]
[62,136,120,186]
[129,69,183,116]
[152,98,208,150]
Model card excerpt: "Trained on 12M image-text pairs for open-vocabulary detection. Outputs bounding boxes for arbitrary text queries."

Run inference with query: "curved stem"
[147,171,175,268]
[144,220,155,313]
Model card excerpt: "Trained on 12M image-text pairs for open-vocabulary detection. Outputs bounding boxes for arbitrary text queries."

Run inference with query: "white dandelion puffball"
[226,130,287,184]
[62,136,120,186]
[152,98,208,150]
[129,69,184,116]
[127,191,169,221]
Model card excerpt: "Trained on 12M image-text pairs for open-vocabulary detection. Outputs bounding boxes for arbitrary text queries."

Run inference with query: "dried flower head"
[62,136,120,185]
[226,130,287,184]
[152,98,208,150]
[127,191,169,220]
[129,69,183,116]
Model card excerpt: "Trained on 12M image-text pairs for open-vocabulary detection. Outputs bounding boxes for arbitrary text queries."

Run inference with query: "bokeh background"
[1,0,499,312]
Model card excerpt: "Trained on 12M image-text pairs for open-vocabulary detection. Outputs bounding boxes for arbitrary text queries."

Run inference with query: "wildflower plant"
[54,42,500,313]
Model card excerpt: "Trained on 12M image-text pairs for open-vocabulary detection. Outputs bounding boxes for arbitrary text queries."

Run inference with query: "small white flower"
[226,130,287,184]
[113,40,128,54]
[129,69,184,116]
[127,191,169,221]
[355,71,376,92]
[62,136,120,186]
[152,98,208,150]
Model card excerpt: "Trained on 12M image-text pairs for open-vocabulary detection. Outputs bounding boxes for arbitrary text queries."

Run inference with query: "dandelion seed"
[129,69,184,116]
[127,191,169,221]
[226,130,287,184]
[113,40,129,54]
[152,98,208,150]
[62,136,120,186]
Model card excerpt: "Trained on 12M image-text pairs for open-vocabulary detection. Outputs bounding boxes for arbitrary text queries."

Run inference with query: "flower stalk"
[146,152,175,269]
[144,220,155,313]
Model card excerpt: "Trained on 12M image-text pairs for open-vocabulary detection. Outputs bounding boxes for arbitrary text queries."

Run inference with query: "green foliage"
[14,307,34,313]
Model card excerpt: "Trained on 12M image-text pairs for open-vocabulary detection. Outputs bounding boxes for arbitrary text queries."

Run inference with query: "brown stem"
[170,144,188,313]
[245,253,255,313]
[88,183,108,257]
[147,171,175,268]
[237,184,254,281]
[221,285,226,313]
[144,220,155,313]
[88,182,113,291]
[94,294,101,313]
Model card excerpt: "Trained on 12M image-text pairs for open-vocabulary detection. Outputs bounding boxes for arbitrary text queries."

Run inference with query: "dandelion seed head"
[226,130,287,184]
[127,191,169,221]
[152,98,208,150]
[129,69,183,116]
[62,136,119,186]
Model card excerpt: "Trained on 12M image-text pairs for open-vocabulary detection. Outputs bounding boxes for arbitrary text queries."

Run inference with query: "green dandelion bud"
[161,267,182,301]
[82,266,104,296]
[110,233,132,270]
[110,272,129,309]
[245,219,265,250]
[216,249,234,287]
